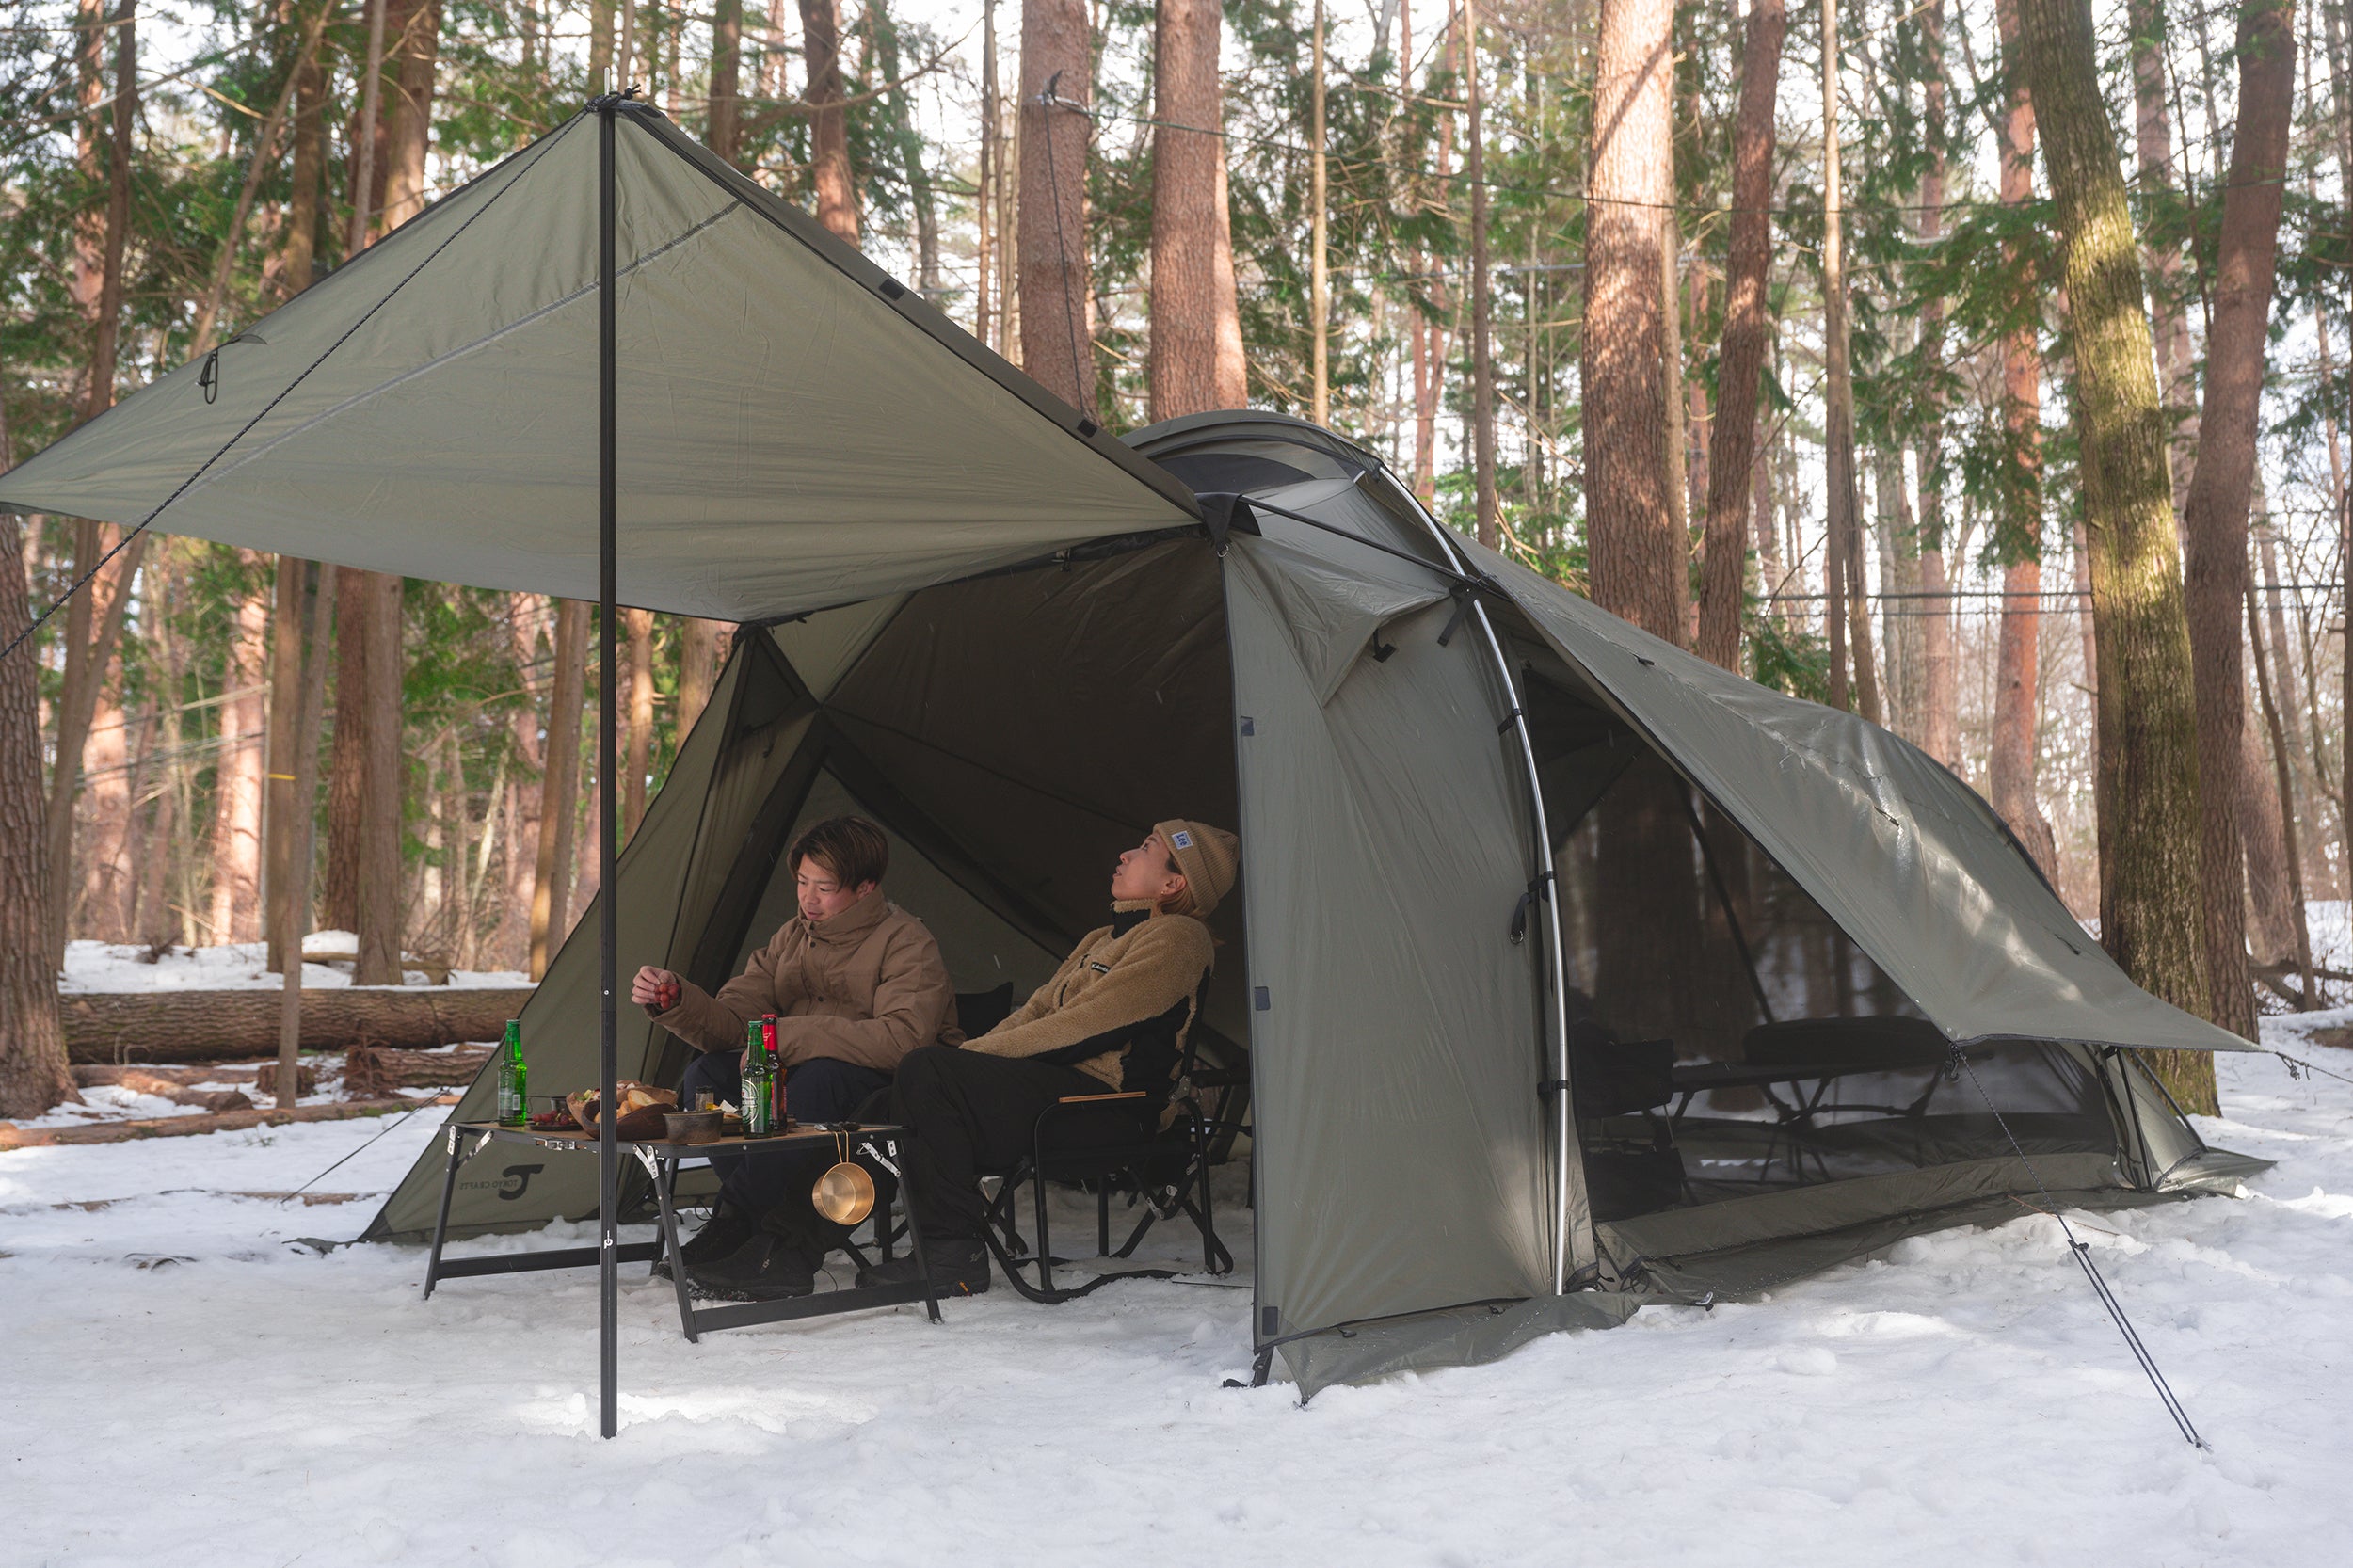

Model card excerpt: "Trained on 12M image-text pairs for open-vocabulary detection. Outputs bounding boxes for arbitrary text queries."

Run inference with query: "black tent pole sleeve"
[596,93,620,1444]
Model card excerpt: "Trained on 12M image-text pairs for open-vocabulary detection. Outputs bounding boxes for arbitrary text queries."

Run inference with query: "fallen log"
[0,1095,456,1151]
[63,987,535,1064]
[343,1045,492,1096]
[77,1063,322,1095]
[106,1070,252,1113]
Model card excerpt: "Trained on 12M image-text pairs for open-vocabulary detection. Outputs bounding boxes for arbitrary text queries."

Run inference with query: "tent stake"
[597,93,621,1442]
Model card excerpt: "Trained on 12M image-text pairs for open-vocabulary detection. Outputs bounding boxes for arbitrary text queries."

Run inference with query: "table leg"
[423,1125,475,1301]
[638,1146,699,1344]
[882,1130,942,1324]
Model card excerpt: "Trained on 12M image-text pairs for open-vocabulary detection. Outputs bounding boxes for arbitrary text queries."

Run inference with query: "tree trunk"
[1310,0,1330,427]
[1585,0,1683,643]
[2128,0,2196,511]
[1915,0,1957,763]
[277,560,336,1105]
[1467,0,1497,549]
[1822,0,1870,713]
[2239,700,2297,967]
[379,0,441,234]
[2012,0,2219,1105]
[1018,0,1095,412]
[46,6,143,968]
[1987,0,2054,871]
[677,618,723,737]
[530,599,587,979]
[1147,0,1245,418]
[800,0,859,245]
[208,568,270,944]
[0,507,73,1117]
[2246,580,2315,1005]
[322,567,369,934]
[2180,0,2294,1047]
[708,0,743,165]
[354,571,406,984]
[276,6,328,301]
[873,4,941,292]
[1696,0,1785,670]
[79,656,133,942]
[264,554,305,970]
[622,605,654,838]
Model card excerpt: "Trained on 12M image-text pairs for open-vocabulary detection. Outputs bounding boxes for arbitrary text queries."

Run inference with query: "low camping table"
[421,1121,943,1339]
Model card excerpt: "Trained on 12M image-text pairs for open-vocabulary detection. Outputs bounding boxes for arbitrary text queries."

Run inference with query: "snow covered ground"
[61,930,530,994]
[6,1017,2352,1565]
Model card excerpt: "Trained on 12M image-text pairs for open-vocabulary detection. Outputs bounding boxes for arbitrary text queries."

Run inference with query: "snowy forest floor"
[8,1022,2353,1564]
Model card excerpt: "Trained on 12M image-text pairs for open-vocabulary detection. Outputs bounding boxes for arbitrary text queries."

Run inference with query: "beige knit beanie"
[1153,819,1240,919]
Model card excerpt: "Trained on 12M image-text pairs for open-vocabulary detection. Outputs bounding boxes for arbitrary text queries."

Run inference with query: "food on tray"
[526,1108,575,1131]
[564,1080,678,1133]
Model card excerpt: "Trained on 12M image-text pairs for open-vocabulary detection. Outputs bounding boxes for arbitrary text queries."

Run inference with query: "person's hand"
[632,967,683,1010]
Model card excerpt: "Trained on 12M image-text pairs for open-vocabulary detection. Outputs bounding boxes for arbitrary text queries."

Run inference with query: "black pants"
[680,1051,888,1220]
[887,1045,1137,1241]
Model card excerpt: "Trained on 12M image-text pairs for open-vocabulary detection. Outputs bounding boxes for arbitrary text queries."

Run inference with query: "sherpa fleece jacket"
[964,901,1214,1090]
[647,885,960,1073]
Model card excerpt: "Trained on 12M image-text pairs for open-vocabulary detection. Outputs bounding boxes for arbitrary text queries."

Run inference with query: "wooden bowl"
[664,1109,724,1144]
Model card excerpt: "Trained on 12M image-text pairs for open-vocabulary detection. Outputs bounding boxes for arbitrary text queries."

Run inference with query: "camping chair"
[977,986,1234,1303]
[1567,1024,1689,1221]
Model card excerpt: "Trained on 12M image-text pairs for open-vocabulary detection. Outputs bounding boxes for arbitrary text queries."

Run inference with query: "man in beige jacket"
[631,815,957,1298]
[860,818,1237,1297]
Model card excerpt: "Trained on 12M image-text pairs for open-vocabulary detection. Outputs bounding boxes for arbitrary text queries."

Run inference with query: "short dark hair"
[790,816,888,890]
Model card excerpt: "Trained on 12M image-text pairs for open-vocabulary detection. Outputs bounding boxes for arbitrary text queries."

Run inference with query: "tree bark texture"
[708,0,743,165]
[0,1096,446,1150]
[622,605,654,838]
[264,554,306,970]
[0,512,74,1118]
[1989,0,2054,874]
[530,599,587,979]
[1916,0,1958,763]
[1018,0,1095,413]
[57,987,537,1064]
[2127,0,2196,510]
[79,658,132,941]
[207,568,270,944]
[2180,0,2295,1046]
[322,566,370,934]
[1584,0,1683,644]
[1147,0,1246,418]
[1695,0,1785,670]
[800,0,859,244]
[45,521,145,968]
[378,0,441,235]
[677,618,723,737]
[2238,701,2297,966]
[1467,0,1497,549]
[1821,0,1871,714]
[355,571,406,985]
[2013,0,2220,1103]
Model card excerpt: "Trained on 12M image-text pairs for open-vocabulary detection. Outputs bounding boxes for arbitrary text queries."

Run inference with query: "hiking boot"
[686,1232,819,1302]
[651,1202,756,1281]
[856,1237,989,1296]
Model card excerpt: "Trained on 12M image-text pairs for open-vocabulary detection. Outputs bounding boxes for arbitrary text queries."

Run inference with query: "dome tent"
[0,101,2255,1402]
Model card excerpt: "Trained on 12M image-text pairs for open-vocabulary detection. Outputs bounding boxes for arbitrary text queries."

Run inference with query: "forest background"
[0,0,2345,1119]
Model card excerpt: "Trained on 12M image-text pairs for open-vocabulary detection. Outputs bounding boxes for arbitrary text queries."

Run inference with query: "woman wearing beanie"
[860,818,1239,1296]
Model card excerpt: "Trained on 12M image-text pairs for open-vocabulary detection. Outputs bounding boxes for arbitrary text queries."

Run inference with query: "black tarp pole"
[596,96,620,1441]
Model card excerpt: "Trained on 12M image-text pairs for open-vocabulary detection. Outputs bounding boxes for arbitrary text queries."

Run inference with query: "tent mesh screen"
[1532,693,2117,1224]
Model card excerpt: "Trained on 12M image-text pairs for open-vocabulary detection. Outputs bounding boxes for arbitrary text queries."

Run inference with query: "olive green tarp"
[0,103,2254,1399]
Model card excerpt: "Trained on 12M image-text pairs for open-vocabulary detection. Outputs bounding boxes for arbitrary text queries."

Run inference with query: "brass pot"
[811,1160,876,1226]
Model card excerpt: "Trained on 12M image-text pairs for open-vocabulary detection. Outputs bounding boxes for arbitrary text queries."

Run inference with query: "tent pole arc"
[1363,475,1584,1295]
[596,95,620,1442]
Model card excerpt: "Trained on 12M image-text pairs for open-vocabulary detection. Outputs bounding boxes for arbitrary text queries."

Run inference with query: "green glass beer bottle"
[497,1019,526,1127]
[744,1018,773,1136]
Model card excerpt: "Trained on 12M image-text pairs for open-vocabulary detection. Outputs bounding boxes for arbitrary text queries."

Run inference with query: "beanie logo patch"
[1170,830,1194,850]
